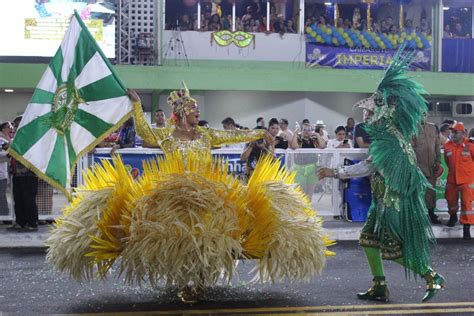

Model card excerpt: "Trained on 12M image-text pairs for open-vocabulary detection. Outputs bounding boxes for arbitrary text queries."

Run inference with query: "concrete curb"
[0,222,466,248]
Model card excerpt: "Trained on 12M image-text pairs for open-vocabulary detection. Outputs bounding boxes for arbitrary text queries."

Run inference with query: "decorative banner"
[9,11,132,198]
[306,43,431,70]
[92,150,286,178]
[211,30,255,48]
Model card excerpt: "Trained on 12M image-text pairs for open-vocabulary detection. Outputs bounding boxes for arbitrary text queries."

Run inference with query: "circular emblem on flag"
[52,84,79,135]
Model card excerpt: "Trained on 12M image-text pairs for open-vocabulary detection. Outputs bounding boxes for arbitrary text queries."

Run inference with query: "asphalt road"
[0,240,473,315]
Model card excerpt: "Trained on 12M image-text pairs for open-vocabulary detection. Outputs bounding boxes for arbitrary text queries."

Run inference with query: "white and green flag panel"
[10,11,132,197]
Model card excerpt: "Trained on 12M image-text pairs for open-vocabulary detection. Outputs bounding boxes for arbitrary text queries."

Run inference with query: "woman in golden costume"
[46,83,333,303]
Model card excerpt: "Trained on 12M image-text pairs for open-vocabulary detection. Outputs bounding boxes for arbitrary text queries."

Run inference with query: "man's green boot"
[357,276,390,302]
[422,269,445,302]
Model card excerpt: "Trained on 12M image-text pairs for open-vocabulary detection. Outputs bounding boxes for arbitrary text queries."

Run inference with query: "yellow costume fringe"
[46,153,333,289]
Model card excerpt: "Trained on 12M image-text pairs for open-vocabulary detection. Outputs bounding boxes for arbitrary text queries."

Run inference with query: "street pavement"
[0,239,473,315]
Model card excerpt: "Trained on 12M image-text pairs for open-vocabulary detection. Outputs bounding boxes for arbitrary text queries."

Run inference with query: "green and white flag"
[9,11,132,198]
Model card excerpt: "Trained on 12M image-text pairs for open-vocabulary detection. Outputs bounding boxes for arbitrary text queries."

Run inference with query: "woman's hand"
[127,89,141,103]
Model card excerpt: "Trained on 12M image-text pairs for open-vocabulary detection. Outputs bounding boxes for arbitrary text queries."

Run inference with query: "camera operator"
[240,138,273,181]
[290,123,326,149]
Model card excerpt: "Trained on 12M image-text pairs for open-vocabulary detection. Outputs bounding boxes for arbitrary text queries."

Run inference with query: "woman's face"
[184,102,200,126]
[302,125,313,137]
[1,124,12,136]
[336,130,346,141]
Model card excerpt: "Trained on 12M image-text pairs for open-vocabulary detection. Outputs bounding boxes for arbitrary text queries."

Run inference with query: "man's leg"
[357,246,389,302]
[426,175,441,224]
[357,203,390,302]
[12,177,26,227]
[445,183,459,227]
[459,183,473,240]
[392,257,444,302]
[23,176,38,229]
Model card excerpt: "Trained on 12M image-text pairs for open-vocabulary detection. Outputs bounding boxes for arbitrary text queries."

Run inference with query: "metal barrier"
[1,148,370,221]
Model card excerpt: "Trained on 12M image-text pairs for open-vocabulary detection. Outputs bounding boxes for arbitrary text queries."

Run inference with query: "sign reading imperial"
[306,43,431,70]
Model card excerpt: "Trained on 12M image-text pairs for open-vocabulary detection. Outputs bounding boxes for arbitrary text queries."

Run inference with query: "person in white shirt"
[326,126,352,149]
[0,122,12,216]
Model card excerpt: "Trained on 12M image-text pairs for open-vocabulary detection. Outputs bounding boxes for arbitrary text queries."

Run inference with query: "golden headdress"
[167,81,197,121]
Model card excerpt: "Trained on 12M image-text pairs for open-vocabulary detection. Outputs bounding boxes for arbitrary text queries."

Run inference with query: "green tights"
[363,246,430,278]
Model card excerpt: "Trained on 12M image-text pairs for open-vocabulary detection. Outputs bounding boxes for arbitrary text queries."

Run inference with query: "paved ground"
[0,240,473,315]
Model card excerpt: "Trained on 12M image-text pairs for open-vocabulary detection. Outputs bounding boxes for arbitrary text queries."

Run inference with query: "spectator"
[255,117,265,130]
[411,121,442,224]
[439,123,451,144]
[246,19,256,32]
[290,122,325,150]
[152,109,166,128]
[222,117,245,149]
[420,17,430,34]
[353,8,361,30]
[253,19,261,32]
[179,14,192,31]
[240,138,272,181]
[111,118,136,153]
[236,17,244,31]
[354,109,372,148]
[326,126,352,149]
[278,118,294,141]
[208,14,221,31]
[221,14,231,30]
[317,14,326,27]
[0,122,12,217]
[385,16,394,31]
[443,24,453,38]
[194,13,207,30]
[344,18,353,30]
[315,120,329,144]
[302,118,310,125]
[453,22,470,38]
[198,120,209,127]
[286,19,296,33]
[273,14,285,35]
[380,19,389,33]
[403,19,414,34]
[443,122,474,240]
[268,118,288,149]
[345,117,356,141]
[7,118,39,232]
[258,16,272,32]
[389,24,398,36]
[289,122,324,199]
[242,5,253,27]
[336,17,344,29]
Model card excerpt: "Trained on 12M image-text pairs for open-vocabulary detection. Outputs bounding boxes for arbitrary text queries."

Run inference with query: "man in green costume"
[318,49,445,303]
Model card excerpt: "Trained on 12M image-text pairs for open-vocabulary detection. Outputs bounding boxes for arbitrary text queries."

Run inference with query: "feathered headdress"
[353,45,428,140]
[167,81,197,125]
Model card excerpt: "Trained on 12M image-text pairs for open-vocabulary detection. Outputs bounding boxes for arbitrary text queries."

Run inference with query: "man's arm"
[318,158,375,180]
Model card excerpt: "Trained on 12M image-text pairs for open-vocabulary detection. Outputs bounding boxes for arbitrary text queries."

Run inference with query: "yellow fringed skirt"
[46,152,334,289]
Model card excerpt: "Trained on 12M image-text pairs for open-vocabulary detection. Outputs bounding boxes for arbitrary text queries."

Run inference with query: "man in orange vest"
[444,122,474,240]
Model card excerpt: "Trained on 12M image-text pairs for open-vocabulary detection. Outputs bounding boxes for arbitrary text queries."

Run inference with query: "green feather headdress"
[354,45,429,140]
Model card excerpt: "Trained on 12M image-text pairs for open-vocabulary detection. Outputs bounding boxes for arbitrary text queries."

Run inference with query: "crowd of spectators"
[166,0,297,35]
[305,4,432,37]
